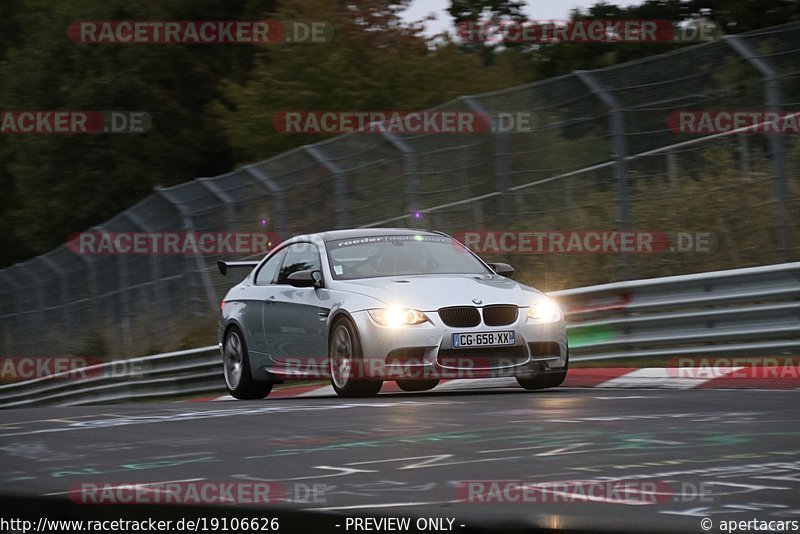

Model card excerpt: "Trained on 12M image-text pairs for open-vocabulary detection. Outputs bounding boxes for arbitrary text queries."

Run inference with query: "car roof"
[317,228,443,242]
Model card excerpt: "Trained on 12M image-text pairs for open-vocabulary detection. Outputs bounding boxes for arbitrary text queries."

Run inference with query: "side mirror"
[487,262,515,278]
[287,269,323,288]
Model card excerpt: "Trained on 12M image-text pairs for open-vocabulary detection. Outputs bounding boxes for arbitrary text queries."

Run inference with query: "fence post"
[737,133,751,178]
[381,131,418,225]
[156,187,219,313]
[666,150,678,186]
[75,253,102,331]
[462,96,512,224]
[115,246,134,357]
[198,177,236,232]
[0,272,20,355]
[39,254,69,345]
[14,265,47,354]
[122,211,171,324]
[304,145,349,229]
[575,70,633,280]
[244,166,289,239]
[472,201,485,228]
[725,35,793,262]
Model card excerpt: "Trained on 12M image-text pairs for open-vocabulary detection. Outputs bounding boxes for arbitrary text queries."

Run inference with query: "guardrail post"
[462,96,512,224]
[724,35,793,262]
[575,70,633,280]
[304,145,349,229]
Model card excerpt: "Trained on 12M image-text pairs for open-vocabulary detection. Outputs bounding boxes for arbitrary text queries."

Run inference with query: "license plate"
[452,331,515,348]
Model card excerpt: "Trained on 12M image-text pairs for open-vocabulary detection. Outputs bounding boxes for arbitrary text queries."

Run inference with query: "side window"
[255,248,286,285]
[277,243,321,284]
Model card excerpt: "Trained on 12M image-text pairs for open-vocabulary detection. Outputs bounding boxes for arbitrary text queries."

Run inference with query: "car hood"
[332,274,542,311]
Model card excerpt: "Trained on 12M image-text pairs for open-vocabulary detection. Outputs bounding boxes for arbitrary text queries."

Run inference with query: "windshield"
[325,234,492,279]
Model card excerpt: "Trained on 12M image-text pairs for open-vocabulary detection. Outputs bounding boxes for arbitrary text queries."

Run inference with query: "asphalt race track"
[1,387,799,533]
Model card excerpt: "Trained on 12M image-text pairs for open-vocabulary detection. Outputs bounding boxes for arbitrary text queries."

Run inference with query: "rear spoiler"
[217,260,259,276]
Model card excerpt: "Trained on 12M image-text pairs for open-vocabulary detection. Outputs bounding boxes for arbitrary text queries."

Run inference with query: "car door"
[265,241,329,369]
[238,247,285,373]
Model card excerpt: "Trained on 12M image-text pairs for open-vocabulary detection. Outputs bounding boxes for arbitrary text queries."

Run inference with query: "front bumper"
[350,308,567,380]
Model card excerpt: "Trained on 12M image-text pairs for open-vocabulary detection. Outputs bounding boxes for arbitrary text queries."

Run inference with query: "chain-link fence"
[1,23,798,358]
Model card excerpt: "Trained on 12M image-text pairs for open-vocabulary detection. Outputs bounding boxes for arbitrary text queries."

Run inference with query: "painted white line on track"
[307,500,462,511]
[596,367,744,389]
[42,478,205,496]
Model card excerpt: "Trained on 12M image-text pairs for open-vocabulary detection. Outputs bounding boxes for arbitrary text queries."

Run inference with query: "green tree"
[217,0,527,163]
[0,0,275,266]
[509,0,800,81]
[447,0,526,66]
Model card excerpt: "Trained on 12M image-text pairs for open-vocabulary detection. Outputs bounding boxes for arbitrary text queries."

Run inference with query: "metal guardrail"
[0,346,221,409]
[553,261,800,362]
[1,262,797,408]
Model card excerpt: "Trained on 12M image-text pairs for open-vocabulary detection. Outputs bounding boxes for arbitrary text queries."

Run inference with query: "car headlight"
[368,307,429,326]
[527,298,561,321]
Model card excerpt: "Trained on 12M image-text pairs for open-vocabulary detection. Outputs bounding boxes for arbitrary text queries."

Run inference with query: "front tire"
[223,327,273,400]
[329,317,382,398]
[516,371,567,390]
[516,348,569,390]
[396,379,439,392]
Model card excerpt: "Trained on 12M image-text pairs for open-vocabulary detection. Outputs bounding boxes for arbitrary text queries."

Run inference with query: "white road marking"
[597,367,744,389]
[307,500,461,511]
[42,478,205,496]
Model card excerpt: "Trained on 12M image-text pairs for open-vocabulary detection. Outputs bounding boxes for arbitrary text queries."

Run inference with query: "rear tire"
[223,327,273,400]
[329,317,382,398]
[396,379,439,392]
